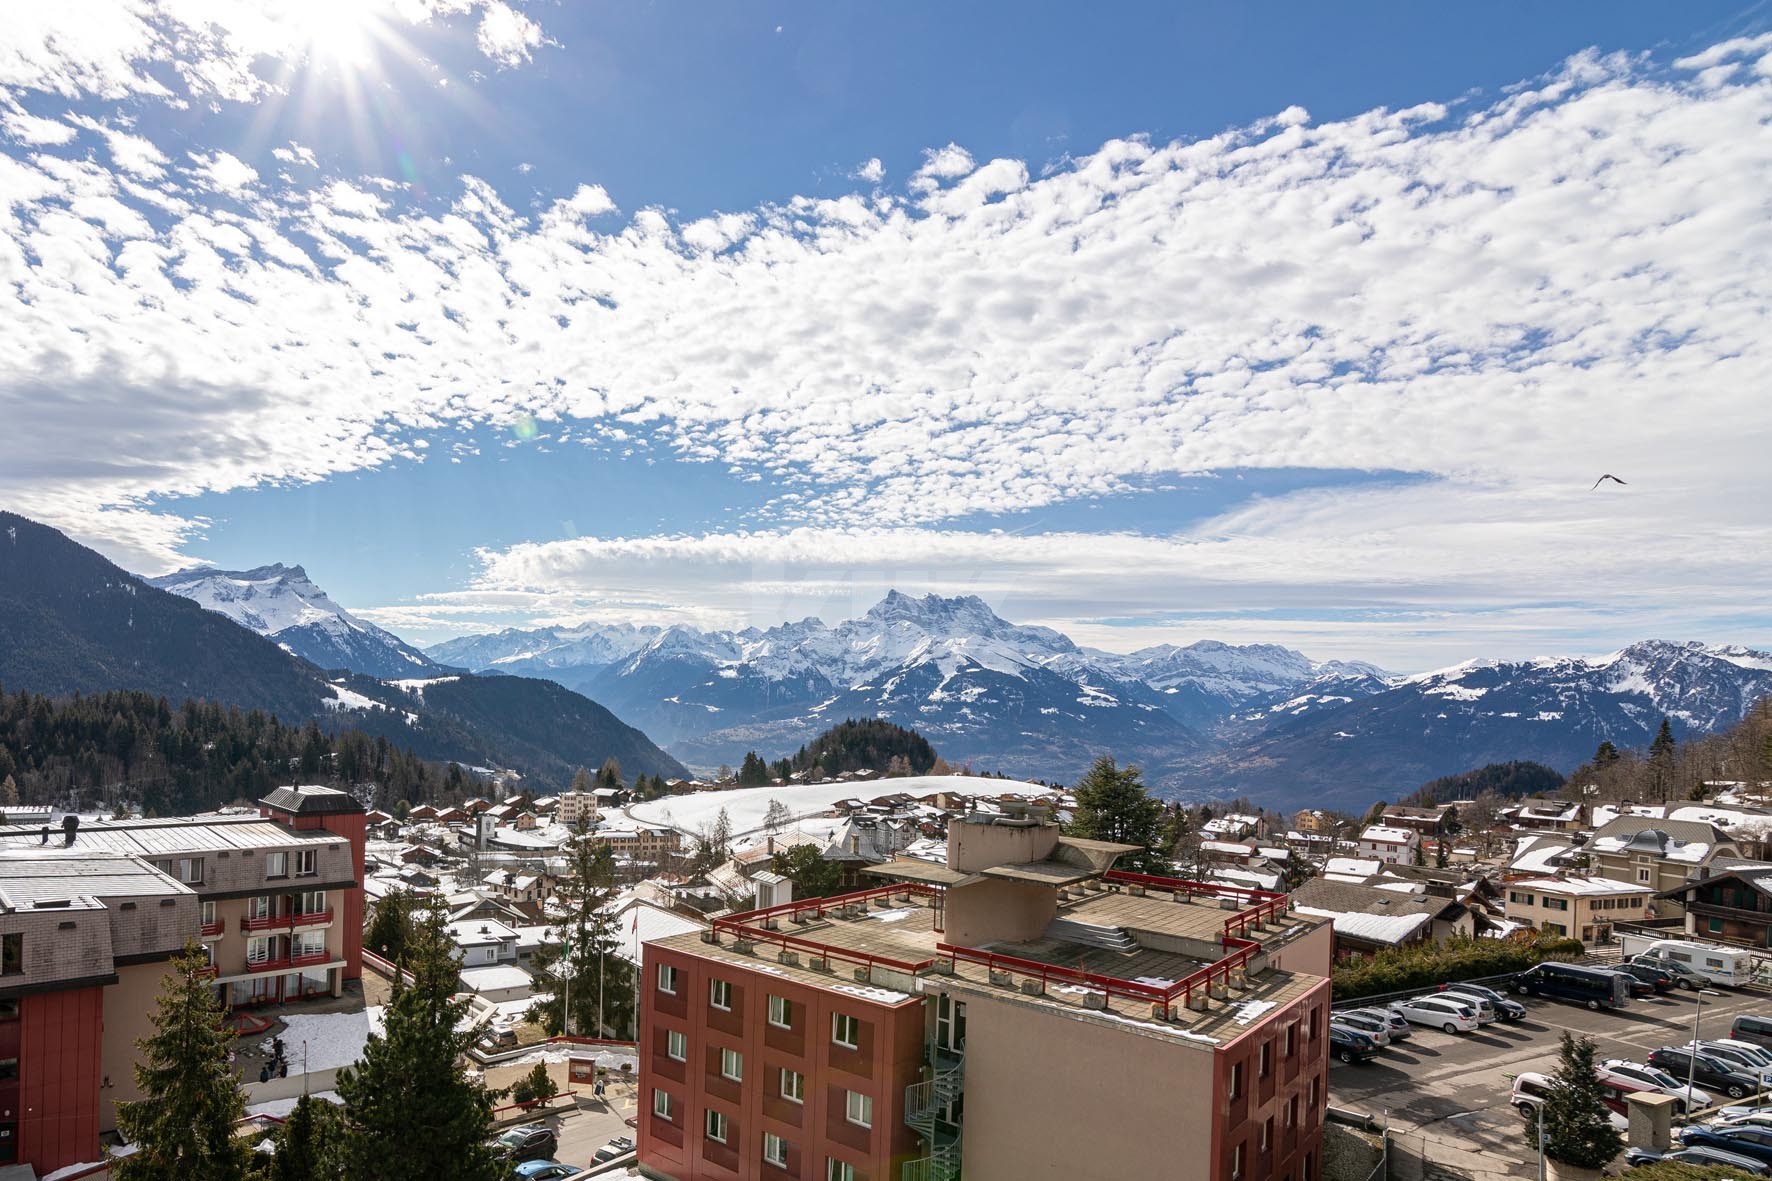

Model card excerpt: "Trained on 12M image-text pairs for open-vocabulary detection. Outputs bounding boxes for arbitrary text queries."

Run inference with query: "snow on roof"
[627,774,1056,839]
[1360,826,1415,844]
[1202,840,1253,855]
[446,919,517,944]
[1373,880,1426,895]
[1592,803,1667,828]
[1511,876,1653,896]
[1294,906,1432,945]
[1509,842,1575,874]
[1669,805,1772,834]
[1209,867,1281,892]
[604,899,707,966]
[458,964,532,993]
[1325,857,1382,877]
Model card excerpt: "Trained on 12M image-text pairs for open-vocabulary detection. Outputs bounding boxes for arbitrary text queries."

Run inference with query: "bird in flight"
[1591,474,1627,490]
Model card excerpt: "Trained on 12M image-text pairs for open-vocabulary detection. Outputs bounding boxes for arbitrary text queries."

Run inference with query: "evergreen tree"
[570,765,593,794]
[596,757,623,789]
[1162,802,1204,878]
[526,819,631,1038]
[1649,717,1678,804]
[364,888,418,963]
[114,944,251,1181]
[0,774,16,807]
[1522,1032,1623,1169]
[771,844,846,898]
[336,910,500,1181]
[1067,756,1166,873]
[510,1061,558,1108]
[268,1094,347,1181]
[737,751,770,787]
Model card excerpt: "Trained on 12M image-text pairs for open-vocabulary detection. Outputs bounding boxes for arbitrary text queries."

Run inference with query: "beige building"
[1504,876,1654,944]
[1585,818,1738,918]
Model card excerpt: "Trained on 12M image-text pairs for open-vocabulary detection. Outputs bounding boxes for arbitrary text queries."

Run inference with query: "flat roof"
[0,849,191,910]
[0,818,335,857]
[978,861,1095,886]
[860,860,969,887]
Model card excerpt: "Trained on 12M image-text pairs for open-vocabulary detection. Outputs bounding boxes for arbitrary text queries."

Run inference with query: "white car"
[1692,1039,1772,1084]
[1599,1058,1713,1114]
[1388,995,1482,1034]
[1514,1073,1630,1130]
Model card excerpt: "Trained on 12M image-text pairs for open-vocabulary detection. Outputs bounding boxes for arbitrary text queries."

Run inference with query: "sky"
[2,1,1771,672]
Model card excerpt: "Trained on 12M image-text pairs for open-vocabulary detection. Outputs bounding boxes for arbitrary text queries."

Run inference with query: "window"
[710,978,732,1011]
[1259,1042,1271,1078]
[294,849,317,877]
[266,851,288,878]
[1542,922,1567,937]
[1711,918,1726,934]
[1308,1008,1319,1040]
[1261,1116,1273,1150]
[1509,891,1533,905]
[1231,1142,1244,1180]
[1308,1075,1320,1110]
[1637,868,1651,883]
[1542,897,1568,911]
[658,963,678,994]
[249,895,272,920]
[844,1090,872,1128]
[1303,1151,1314,1181]
[781,1068,805,1104]
[294,931,326,958]
[170,857,203,884]
[201,900,216,928]
[705,1109,728,1144]
[764,1132,789,1168]
[298,890,326,915]
[832,1012,859,1049]
[652,1089,672,1121]
[666,1030,687,1061]
[1287,1096,1299,1128]
[0,1058,15,1080]
[827,1160,856,1181]
[768,994,793,1028]
[721,1047,743,1082]
[1284,1023,1296,1058]
[246,936,271,966]
[1228,1061,1244,1100]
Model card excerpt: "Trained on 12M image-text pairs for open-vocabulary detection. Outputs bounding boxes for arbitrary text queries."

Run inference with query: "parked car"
[1617,961,1676,993]
[1598,1058,1711,1114]
[1624,1144,1772,1174]
[1330,1025,1383,1064]
[1648,1047,1765,1101]
[1349,1007,1412,1040]
[511,1163,578,1181]
[1388,995,1482,1034]
[592,1136,636,1163]
[1737,1014,1772,1053]
[1629,953,1708,990]
[1331,1013,1392,1046]
[1713,1112,1772,1133]
[1680,1123,1772,1165]
[1601,969,1654,999]
[1512,1073,1629,1130]
[1692,1038,1772,1080]
[1439,982,1527,1021]
[481,1025,519,1050]
[491,1126,559,1166]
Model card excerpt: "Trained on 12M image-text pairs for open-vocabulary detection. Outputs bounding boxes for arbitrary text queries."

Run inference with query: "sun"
[284,0,392,70]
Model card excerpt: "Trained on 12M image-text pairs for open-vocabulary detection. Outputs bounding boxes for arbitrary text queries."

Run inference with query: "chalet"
[1380,804,1458,837]
[398,843,442,866]
[1356,825,1420,865]
[408,804,440,821]
[1291,878,1463,960]
[1657,864,1772,949]
[434,806,471,825]
[463,797,495,815]
[1500,800,1584,832]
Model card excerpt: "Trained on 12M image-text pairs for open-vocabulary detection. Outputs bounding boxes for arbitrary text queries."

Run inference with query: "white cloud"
[272,142,318,168]
[0,37,1770,663]
[1,109,76,145]
[187,150,257,195]
[476,2,543,68]
[852,157,884,183]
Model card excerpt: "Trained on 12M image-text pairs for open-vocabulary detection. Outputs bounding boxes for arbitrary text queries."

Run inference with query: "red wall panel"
[17,987,103,1175]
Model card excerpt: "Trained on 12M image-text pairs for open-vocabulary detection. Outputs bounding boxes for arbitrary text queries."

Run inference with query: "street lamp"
[1536,1099,1547,1181]
[1689,987,1722,1110]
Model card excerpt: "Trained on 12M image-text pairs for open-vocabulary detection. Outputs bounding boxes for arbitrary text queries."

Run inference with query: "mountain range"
[423,594,1772,809]
[18,507,1769,812]
[0,513,688,791]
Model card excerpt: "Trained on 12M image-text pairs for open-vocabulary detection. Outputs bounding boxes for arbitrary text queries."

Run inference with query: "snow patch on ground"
[260,1007,382,1073]
[628,775,1057,838]
[323,683,384,712]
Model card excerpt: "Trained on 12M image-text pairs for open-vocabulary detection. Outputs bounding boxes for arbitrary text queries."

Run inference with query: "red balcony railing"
[245,956,292,974]
[290,950,331,968]
[289,909,333,928]
[240,913,286,933]
[199,921,224,938]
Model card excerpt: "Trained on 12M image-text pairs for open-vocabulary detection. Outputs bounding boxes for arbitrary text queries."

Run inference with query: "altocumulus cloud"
[0,20,1770,662]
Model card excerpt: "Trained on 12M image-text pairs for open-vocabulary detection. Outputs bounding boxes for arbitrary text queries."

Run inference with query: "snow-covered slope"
[148,564,442,679]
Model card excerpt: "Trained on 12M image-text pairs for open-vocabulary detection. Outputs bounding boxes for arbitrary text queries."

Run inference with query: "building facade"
[1658,868,1772,949]
[638,809,1333,1181]
[1503,877,1653,944]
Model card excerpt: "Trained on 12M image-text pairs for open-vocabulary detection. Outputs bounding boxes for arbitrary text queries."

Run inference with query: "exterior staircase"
[1045,916,1138,953]
[903,1052,964,1181]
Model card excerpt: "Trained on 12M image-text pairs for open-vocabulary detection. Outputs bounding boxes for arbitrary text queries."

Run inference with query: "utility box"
[1627,1091,1676,1151]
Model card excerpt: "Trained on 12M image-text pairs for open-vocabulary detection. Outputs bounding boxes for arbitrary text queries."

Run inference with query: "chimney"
[38,826,48,846]
[62,814,79,847]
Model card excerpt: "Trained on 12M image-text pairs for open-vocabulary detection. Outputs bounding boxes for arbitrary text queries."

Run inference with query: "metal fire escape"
[902,1045,964,1181]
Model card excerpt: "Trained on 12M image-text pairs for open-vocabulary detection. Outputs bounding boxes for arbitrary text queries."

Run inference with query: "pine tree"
[771,844,845,898]
[1649,717,1677,803]
[1067,756,1166,873]
[269,1094,347,1181]
[1523,1032,1623,1169]
[596,757,623,789]
[737,751,770,787]
[364,888,417,963]
[114,944,251,1181]
[0,774,16,807]
[527,818,631,1038]
[336,910,500,1181]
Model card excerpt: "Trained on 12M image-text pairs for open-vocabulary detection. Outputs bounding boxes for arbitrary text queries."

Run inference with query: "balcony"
[289,909,333,929]
[244,956,292,974]
[198,921,224,938]
[1688,900,1772,925]
[240,913,287,933]
[290,950,331,968]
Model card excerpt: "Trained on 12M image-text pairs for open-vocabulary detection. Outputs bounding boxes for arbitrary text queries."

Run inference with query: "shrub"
[509,1062,557,1108]
[1330,932,1584,1001]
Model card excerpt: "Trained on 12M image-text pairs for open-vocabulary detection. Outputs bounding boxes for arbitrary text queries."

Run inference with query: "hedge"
[1331,932,1587,1001]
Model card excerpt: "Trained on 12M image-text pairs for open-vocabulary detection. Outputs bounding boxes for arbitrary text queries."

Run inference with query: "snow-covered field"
[260,1006,383,1073]
[626,774,1057,838]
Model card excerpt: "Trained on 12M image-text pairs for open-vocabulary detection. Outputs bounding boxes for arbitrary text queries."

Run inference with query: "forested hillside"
[0,687,473,816]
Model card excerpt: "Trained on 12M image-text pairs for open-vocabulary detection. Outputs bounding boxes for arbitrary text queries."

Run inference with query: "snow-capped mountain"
[426,591,1391,784]
[1192,640,1772,808]
[147,564,443,680]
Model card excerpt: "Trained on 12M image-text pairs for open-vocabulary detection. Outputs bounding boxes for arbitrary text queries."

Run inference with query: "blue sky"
[2,1,1771,669]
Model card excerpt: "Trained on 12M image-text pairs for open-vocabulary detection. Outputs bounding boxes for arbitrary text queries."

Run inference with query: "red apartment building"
[0,786,366,1176]
[640,804,1334,1181]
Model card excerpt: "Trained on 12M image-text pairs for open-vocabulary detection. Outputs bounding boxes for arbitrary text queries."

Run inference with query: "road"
[1329,983,1771,1169]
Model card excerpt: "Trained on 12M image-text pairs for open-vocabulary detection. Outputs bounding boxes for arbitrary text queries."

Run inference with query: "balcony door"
[936,994,966,1055]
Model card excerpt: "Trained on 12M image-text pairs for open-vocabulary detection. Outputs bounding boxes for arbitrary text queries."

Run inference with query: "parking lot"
[1329,982,1772,1169]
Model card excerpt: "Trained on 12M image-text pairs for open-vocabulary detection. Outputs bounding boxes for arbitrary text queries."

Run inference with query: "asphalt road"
[1328,984,1772,1166]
